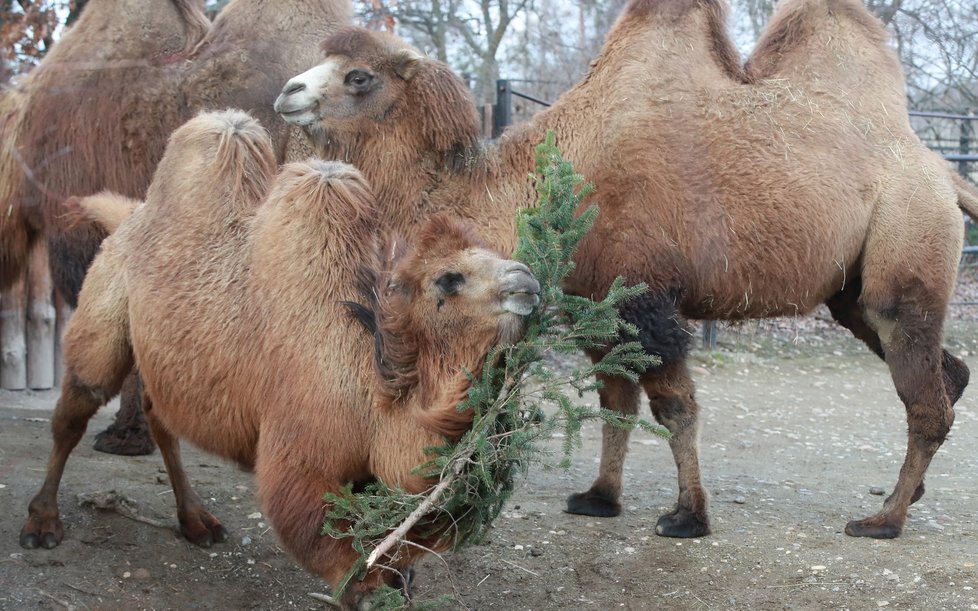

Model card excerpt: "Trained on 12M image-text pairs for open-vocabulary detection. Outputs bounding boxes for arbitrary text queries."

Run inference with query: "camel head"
[275,26,480,153]
[362,214,540,409]
[382,213,539,349]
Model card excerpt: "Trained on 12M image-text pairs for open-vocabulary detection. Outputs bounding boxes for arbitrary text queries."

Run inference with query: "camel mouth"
[274,96,319,126]
[502,291,541,316]
[499,264,540,316]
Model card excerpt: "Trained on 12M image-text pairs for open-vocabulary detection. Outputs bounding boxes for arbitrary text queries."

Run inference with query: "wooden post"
[960,115,973,179]
[1,273,27,390]
[27,242,55,389]
[54,290,71,387]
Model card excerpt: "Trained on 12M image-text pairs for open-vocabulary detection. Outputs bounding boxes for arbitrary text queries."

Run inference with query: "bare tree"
[357,0,533,104]
[1,0,64,80]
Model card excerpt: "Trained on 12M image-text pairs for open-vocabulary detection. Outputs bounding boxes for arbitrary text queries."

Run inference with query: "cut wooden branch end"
[365,473,456,570]
[308,591,341,607]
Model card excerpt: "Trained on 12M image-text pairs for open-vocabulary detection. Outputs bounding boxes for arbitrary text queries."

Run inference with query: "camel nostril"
[282,81,306,96]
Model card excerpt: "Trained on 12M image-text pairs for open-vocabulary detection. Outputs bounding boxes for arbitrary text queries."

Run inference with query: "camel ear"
[393,49,423,80]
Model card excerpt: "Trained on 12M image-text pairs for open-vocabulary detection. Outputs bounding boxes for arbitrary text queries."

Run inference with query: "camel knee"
[644,366,698,433]
[649,394,695,431]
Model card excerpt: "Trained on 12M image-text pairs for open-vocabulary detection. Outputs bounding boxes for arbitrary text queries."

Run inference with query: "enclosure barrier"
[0,242,68,391]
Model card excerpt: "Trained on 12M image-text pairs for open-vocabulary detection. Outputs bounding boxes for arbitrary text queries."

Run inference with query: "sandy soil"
[2,320,978,610]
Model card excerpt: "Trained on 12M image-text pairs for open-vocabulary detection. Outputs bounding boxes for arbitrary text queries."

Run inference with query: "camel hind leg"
[826,278,967,507]
[92,372,156,456]
[845,301,965,538]
[844,191,967,538]
[19,254,133,549]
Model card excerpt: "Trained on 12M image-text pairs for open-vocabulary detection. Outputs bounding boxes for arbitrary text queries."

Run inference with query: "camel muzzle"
[500,264,540,316]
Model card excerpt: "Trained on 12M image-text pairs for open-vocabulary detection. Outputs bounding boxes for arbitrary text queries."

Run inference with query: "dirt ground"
[3,315,978,610]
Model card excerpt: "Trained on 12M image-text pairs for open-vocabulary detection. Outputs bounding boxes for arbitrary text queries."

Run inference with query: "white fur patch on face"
[274,59,342,126]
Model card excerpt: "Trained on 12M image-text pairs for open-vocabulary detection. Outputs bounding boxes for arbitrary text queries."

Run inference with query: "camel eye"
[344,70,374,92]
[435,272,465,296]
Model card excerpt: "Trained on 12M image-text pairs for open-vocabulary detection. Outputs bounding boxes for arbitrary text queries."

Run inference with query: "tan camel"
[274,0,977,539]
[19,110,540,607]
[0,0,351,455]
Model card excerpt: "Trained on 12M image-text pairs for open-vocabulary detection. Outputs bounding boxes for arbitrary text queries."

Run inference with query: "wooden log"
[1,273,27,390]
[27,242,56,389]
[54,290,71,387]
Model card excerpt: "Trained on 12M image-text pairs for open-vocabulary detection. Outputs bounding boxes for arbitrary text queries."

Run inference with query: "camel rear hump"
[147,110,277,219]
[746,0,902,94]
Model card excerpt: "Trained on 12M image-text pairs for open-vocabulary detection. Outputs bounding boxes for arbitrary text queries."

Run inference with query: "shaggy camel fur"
[276,0,978,539]
[19,110,540,606]
[0,0,350,455]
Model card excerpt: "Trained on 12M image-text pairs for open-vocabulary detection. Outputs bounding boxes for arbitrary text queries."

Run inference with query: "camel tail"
[66,192,141,235]
[953,173,978,221]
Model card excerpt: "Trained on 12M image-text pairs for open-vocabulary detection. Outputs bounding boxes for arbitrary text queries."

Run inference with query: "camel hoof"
[93,425,156,456]
[845,517,902,539]
[655,507,710,538]
[19,518,64,550]
[181,522,229,548]
[565,490,621,517]
[19,532,41,549]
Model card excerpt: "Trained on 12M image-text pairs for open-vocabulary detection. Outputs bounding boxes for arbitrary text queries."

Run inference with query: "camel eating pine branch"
[321,134,667,607]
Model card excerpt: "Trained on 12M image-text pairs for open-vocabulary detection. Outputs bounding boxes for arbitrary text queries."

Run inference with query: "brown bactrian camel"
[19,110,541,607]
[274,0,978,539]
[0,0,351,455]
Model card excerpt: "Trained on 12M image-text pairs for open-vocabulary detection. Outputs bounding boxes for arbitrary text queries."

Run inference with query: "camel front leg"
[143,394,227,547]
[255,426,419,608]
[643,360,710,537]
[566,372,641,517]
